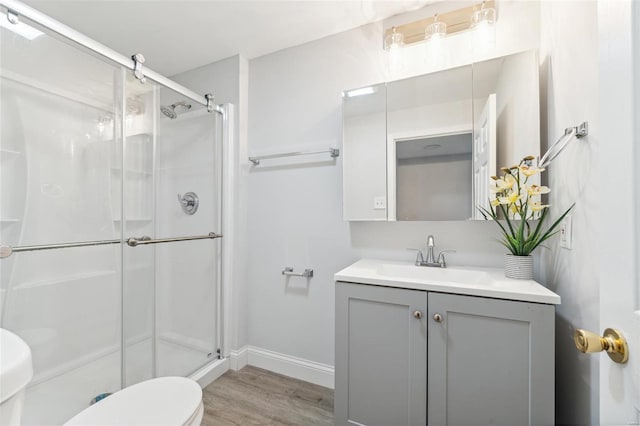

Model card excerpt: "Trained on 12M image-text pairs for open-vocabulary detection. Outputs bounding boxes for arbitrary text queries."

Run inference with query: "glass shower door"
[121,80,221,384]
[0,16,125,425]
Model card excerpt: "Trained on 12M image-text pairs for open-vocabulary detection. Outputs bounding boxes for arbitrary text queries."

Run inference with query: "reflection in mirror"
[341,49,540,222]
[387,65,473,221]
[393,133,473,221]
[342,83,387,221]
[472,50,540,218]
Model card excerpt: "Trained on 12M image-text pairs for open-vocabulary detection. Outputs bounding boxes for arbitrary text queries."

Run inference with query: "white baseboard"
[190,358,229,388]
[246,346,334,389]
[229,346,249,371]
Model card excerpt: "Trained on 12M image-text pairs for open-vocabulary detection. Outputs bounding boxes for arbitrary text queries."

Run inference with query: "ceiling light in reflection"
[344,86,376,98]
[422,144,442,150]
[0,14,43,40]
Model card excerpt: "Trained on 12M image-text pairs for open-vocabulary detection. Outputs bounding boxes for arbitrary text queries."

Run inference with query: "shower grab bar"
[0,239,121,259]
[0,232,222,258]
[126,232,222,247]
[249,148,339,165]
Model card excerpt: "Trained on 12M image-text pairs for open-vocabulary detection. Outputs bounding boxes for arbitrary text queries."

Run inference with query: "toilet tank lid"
[64,376,203,426]
[0,329,34,403]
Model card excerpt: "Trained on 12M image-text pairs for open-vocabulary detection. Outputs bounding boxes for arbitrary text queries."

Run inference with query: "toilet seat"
[64,377,203,426]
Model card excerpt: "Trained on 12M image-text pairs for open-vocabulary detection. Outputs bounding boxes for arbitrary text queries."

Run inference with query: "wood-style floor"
[202,366,334,425]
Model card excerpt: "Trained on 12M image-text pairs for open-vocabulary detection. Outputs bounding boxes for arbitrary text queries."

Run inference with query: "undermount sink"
[334,259,561,305]
[377,263,493,286]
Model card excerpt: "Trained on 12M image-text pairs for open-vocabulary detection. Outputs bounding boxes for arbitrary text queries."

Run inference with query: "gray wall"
[538,2,599,424]
[170,6,608,421]
[246,1,540,367]
[173,1,610,422]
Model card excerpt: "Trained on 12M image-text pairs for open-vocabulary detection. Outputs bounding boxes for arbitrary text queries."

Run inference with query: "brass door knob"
[574,328,628,364]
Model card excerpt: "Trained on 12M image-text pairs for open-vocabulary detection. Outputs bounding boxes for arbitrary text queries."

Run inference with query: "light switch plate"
[560,214,572,249]
[373,196,386,210]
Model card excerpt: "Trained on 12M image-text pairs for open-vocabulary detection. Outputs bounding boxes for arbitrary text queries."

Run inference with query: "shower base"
[21,337,215,425]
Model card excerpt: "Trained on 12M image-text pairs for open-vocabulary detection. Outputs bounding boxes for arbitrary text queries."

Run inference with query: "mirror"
[342,49,540,221]
[387,65,473,221]
[342,83,387,221]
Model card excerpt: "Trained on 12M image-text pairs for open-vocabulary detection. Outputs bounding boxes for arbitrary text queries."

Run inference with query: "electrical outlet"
[373,196,386,210]
[560,214,572,249]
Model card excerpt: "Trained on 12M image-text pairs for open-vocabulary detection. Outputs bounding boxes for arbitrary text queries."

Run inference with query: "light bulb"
[471,2,496,48]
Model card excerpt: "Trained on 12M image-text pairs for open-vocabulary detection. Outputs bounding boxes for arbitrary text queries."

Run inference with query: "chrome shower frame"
[0,0,233,394]
[0,0,224,115]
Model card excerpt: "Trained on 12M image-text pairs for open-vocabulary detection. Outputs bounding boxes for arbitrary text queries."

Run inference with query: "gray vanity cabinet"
[335,282,555,426]
[335,282,428,426]
[427,292,555,426]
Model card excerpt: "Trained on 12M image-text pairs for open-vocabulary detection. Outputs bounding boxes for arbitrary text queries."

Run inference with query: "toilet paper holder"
[282,267,314,278]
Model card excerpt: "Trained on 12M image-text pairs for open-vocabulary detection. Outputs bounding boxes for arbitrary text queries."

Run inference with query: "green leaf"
[536,203,575,248]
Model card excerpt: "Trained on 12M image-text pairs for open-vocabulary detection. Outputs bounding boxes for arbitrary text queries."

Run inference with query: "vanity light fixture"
[425,13,447,41]
[385,26,405,73]
[384,26,405,51]
[424,13,448,65]
[471,1,497,47]
[1,10,43,40]
[382,1,496,49]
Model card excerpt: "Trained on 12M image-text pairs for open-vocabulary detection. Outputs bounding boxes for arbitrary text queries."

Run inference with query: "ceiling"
[22,0,430,76]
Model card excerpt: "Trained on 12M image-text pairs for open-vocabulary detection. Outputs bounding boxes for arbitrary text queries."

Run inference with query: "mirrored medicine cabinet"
[342,49,540,221]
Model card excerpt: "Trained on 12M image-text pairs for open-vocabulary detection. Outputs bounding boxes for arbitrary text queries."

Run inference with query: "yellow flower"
[519,165,545,177]
[490,174,516,192]
[498,192,522,205]
[529,201,550,212]
[490,198,500,207]
[527,185,551,196]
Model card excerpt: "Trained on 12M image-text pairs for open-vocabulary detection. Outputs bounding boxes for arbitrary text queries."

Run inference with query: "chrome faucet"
[425,235,436,264]
[409,235,455,268]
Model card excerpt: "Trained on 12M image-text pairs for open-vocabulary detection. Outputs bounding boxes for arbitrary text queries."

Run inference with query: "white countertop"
[334,259,561,305]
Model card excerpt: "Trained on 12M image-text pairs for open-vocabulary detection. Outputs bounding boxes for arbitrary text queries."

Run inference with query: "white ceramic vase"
[504,254,533,279]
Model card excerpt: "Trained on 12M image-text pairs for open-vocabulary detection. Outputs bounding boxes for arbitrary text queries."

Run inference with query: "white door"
[598,1,638,424]
[472,94,496,220]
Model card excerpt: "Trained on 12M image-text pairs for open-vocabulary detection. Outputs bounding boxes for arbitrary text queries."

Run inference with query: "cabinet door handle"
[413,310,423,319]
[433,313,443,323]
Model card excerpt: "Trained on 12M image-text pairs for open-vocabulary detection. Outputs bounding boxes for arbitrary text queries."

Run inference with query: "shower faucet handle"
[177,192,199,215]
[177,193,190,207]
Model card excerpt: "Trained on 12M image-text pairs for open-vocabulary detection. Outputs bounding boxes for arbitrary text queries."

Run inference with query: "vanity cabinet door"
[427,293,555,426]
[335,282,427,426]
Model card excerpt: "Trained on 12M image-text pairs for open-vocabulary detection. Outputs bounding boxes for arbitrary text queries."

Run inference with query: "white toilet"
[0,329,34,426]
[1,328,203,426]
[64,376,204,426]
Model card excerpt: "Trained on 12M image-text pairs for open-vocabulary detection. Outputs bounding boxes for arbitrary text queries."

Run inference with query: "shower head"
[160,104,177,119]
[160,101,192,119]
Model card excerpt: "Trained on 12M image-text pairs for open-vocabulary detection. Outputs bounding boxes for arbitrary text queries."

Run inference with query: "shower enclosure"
[0,2,226,424]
